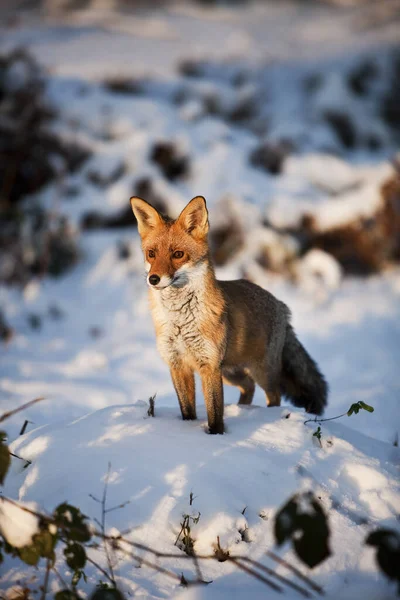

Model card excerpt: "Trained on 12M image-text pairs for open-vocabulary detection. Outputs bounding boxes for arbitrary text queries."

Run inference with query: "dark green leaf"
[359,401,374,413]
[35,529,57,561]
[19,544,40,566]
[0,431,10,485]
[274,492,331,569]
[64,543,86,570]
[18,529,57,567]
[294,500,331,568]
[313,426,322,441]
[366,529,394,545]
[274,496,299,546]
[90,588,126,600]
[55,591,80,600]
[294,532,330,568]
[54,503,91,543]
[348,401,375,417]
[366,528,400,583]
[347,403,360,416]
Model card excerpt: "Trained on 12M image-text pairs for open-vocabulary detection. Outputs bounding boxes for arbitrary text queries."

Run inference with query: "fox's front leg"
[200,366,224,434]
[170,363,197,421]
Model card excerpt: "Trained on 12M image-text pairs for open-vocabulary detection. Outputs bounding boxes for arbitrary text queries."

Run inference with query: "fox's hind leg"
[223,368,255,405]
[251,362,281,408]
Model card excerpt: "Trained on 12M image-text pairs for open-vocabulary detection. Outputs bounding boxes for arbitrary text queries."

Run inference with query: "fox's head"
[130,195,210,290]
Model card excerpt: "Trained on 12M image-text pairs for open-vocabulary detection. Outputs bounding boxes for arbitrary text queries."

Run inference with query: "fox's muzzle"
[149,274,160,286]
[147,273,175,289]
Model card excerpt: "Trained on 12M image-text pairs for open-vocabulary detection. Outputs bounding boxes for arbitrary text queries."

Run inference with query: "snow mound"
[3,402,399,598]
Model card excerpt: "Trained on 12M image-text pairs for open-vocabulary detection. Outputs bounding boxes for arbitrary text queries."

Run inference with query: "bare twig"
[105,500,131,514]
[86,556,115,585]
[304,411,348,426]
[116,545,184,583]
[266,551,324,595]
[19,420,34,436]
[174,518,187,547]
[229,557,283,593]
[0,495,50,520]
[105,534,315,594]
[0,397,46,423]
[53,566,69,590]
[0,494,324,595]
[9,451,32,467]
[147,394,156,417]
[89,493,101,503]
[238,556,312,598]
[40,558,51,600]
[101,463,116,586]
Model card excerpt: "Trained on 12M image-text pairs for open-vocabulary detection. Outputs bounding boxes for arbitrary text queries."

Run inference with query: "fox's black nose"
[149,274,160,286]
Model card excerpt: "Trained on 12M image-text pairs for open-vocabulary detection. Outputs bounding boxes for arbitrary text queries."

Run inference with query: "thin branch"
[238,556,312,598]
[229,557,283,593]
[174,518,187,546]
[101,462,116,586]
[192,552,206,586]
[40,558,51,600]
[53,566,69,591]
[10,451,32,467]
[86,556,115,585]
[20,420,34,436]
[0,494,323,595]
[0,397,46,423]
[0,495,50,520]
[0,496,95,538]
[89,493,101,503]
[116,545,184,583]
[266,550,324,595]
[304,411,348,426]
[107,534,314,593]
[105,500,131,514]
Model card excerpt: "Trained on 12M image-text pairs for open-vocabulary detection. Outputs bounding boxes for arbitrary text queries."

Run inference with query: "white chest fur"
[150,283,218,370]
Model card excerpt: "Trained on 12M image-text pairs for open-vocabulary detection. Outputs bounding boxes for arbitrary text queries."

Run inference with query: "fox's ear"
[177,196,209,239]
[130,197,161,237]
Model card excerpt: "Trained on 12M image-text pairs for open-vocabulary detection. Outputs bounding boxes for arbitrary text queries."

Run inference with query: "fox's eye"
[173,250,184,259]
[148,250,155,258]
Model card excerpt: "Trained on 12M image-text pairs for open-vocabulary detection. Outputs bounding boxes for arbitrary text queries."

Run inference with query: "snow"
[0,501,39,548]
[2,404,400,598]
[1,1,400,598]
[268,158,394,231]
[295,249,342,296]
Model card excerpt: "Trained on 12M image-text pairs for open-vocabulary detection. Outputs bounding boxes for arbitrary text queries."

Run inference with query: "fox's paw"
[208,423,224,435]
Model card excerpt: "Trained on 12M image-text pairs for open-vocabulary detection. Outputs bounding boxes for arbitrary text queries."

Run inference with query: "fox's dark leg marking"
[222,369,255,405]
[170,364,197,420]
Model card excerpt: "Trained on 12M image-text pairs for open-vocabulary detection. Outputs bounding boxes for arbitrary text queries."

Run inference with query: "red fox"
[130,195,328,434]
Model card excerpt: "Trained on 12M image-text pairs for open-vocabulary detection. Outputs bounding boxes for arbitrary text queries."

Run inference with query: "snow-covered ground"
[3,403,400,599]
[0,1,399,598]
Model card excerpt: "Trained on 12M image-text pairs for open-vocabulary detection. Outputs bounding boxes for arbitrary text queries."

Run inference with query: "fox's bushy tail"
[280,324,328,415]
